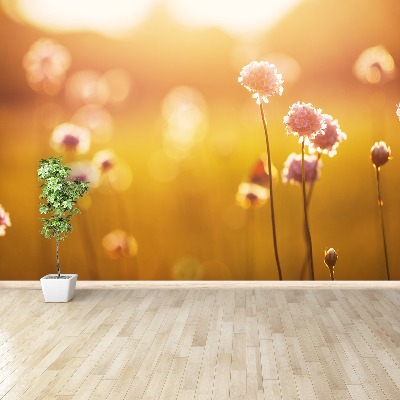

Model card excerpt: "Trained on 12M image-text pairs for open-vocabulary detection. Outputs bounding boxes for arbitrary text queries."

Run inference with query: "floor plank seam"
[255,291,269,399]
[303,292,334,399]
[193,290,217,398]
[354,318,400,393]
[120,289,170,399]
[105,289,165,398]
[159,289,195,398]
[138,290,184,399]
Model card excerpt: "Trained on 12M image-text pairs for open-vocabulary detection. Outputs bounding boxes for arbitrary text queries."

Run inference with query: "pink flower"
[92,150,117,174]
[23,38,71,95]
[0,205,11,237]
[238,61,283,104]
[371,141,391,168]
[396,104,400,122]
[282,153,322,185]
[50,123,91,154]
[236,182,269,208]
[67,162,100,188]
[283,102,326,144]
[102,229,138,259]
[308,114,347,157]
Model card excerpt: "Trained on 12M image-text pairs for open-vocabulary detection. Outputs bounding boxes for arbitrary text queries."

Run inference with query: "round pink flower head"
[67,161,100,188]
[283,102,326,144]
[238,61,283,104]
[308,114,347,157]
[396,104,400,122]
[236,182,269,209]
[371,141,391,168]
[50,123,91,154]
[0,204,11,237]
[282,152,322,185]
[23,38,71,95]
[93,149,117,174]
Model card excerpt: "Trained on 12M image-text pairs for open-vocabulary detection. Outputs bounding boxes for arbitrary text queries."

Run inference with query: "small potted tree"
[38,157,90,302]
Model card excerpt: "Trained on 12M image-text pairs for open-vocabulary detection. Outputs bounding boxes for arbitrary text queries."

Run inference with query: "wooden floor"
[0,282,399,399]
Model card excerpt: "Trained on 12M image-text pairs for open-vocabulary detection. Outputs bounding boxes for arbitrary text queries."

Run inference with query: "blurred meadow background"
[0,0,400,280]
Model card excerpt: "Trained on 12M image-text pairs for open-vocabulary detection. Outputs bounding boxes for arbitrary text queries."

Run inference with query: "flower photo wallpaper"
[0,0,399,281]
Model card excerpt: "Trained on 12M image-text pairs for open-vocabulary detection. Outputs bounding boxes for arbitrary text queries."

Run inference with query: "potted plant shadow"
[38,157,90,302]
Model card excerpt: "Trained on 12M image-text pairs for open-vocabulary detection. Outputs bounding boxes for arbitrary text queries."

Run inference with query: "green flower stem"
[259,103,283,281]
[375,167,390,280]
[301,141,314,280]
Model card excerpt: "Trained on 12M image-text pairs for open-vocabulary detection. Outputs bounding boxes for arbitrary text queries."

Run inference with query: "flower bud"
[371,141,391,168]
[324,248,338,269]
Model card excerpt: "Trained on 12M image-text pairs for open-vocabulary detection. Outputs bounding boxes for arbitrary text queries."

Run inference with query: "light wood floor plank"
[0,283,399,399]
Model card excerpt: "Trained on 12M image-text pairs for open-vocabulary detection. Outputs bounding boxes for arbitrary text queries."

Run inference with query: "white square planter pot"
[40,274,78,302]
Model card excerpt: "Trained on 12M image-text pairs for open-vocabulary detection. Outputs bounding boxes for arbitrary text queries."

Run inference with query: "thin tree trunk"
[56,237,61,278]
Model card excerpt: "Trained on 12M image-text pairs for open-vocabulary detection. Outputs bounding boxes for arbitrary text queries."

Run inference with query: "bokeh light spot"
[72,105,114,144]
[102,229,138,259]
[65,70,109,106]
[171,256,203,280]
[100,69,131,104]
[162,86,208,160]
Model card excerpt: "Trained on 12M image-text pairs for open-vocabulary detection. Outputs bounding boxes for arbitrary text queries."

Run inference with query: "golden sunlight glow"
[8,0,303,37]
[13,0,158,37]
[162,86,208,160]
[164,0,304,35]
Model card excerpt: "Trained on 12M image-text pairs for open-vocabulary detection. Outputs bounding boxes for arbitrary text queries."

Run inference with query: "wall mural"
[0,0,399,280]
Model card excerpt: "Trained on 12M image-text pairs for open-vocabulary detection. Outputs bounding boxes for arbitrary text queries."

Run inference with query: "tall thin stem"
[301,141,314,280]
[300,152,321,279]
[259,103,282,280]
[375,167,390,280]
[56,237,61,278]
[306,152,321,209]
[328,267,335,281]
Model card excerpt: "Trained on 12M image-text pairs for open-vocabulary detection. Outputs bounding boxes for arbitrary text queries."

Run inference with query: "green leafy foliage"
[38,157,90,241]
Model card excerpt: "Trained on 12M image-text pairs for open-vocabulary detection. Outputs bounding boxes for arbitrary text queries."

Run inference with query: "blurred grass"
[0,81,399,280]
